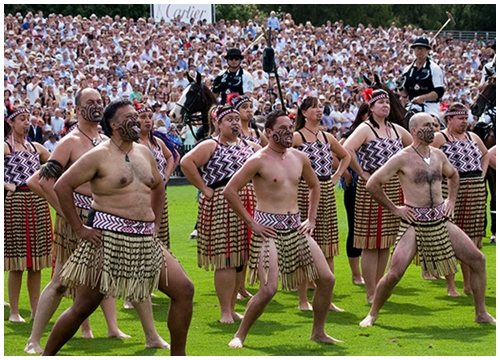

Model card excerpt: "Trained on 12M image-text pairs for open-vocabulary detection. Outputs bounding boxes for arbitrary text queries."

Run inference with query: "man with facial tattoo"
[25,88,133,354]
[40,99,194,355]
[223,110,341,348]
[359,113,495,327]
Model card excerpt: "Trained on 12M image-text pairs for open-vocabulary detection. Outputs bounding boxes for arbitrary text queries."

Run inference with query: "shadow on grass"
[376,323,496,342]
[58,337,167,356]
[205,318,297,335]
[243,341,348,356]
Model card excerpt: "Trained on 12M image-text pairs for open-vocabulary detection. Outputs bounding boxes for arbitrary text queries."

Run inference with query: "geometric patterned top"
[296,131,333,178]
[4,142,40,187]
[240,134,261,146]
[440,132,483,173]
[357,122,403,173]
[200,139,255,188]
[151,145,168,182]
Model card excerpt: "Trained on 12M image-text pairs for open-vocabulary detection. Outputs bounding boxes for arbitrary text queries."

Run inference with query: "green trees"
[4,4,496,31]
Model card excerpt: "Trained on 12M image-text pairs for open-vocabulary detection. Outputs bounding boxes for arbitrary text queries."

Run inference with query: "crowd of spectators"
[4,9,496,146]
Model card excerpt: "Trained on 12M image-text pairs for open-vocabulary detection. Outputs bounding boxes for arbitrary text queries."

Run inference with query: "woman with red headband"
[181,104,261,323]
[4,105,52,322]
[344,89,412,304]
[430,102,489,296]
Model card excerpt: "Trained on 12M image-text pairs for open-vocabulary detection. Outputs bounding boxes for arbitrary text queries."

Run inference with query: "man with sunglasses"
[397,37,445,121]
[212,48,254,105]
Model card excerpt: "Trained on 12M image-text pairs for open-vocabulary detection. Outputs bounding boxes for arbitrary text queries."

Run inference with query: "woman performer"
[229,94,268,146]
[292,96,350,311]
[230,94,268,299]
[136,104,176,249]
[339,102,370,285]
[430,102,489,296]
[343,89,412,303]
[4,105,52,322]
[181,104,261,323]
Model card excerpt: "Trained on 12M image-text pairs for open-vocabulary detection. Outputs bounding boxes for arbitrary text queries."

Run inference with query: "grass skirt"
[4,190,52,271]
[60,211,163,302]
[354,175,402,249]
[248,211,319,291]
[197,184,255,271]
[157,194,170,249]
[52,208,89,264]
[442,176,486,248]
[298,178,339,258]
[396,217,458,277]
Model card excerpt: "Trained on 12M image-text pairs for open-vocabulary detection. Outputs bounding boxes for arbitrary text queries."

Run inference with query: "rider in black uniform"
[397,37,445,121]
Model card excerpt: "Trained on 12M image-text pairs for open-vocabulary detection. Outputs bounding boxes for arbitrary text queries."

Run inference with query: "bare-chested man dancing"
[223,110,341,348]
[41,99,193,355]
[359,113,496,327]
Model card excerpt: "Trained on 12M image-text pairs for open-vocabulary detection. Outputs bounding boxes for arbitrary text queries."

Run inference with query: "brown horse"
[169,71,217,140]
[471,72,496,239]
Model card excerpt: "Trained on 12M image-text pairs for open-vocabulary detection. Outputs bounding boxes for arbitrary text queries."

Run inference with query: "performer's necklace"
[110,138,132,162]
[303,126,322,145]
[412,145,431,165]
[268,145,286,160]
[77,125,101,146]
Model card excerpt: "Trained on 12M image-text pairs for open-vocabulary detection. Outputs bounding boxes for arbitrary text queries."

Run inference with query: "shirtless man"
[41,99,193,355]
[223,110,340,348]
[25,88,132,354]
[359,113,496,327]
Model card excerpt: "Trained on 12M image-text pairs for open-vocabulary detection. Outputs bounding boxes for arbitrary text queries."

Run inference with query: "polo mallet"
[430,12,456,43]
[242,32,265,55]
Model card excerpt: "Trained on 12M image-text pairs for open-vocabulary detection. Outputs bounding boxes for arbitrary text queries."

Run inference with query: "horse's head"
[471,74,496,117]
[363,73,408,128]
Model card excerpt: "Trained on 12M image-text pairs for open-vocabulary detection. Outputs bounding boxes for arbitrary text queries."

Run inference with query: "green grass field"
[3,185,496,356]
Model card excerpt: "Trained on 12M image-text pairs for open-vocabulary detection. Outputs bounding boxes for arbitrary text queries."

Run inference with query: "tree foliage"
[3,4,496,31]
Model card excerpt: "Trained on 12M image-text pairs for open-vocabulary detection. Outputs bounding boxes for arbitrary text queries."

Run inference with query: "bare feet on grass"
[237,288,253,299]
[145,335,170,349]
[310,332,343,343]
[359,314,377,327]
[108,329,131,339]
[447,289,461,297]
[352,276,365,285]
[82,329,94,338]
[9,313,25,322]
[299,302,313,311]
[463,287,473,295]
[329,302,345,312]
[221,311,243,323]
[24,341,43,354]
[228,336,244,348]
[475,313,496,324]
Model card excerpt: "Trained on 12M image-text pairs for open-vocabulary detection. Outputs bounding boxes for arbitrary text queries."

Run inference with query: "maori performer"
[430,102,489,296]
[4,104,52,323]
[229,94,268,146]
[224,110,341,348]
[136,103,176,249]
[181,104,261,323]
[343,89,412,303]
[25,89,134,354]
[292,96,350,311]
[42,99,194,356]
[360,113,495,327]
[231,94,268,299]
